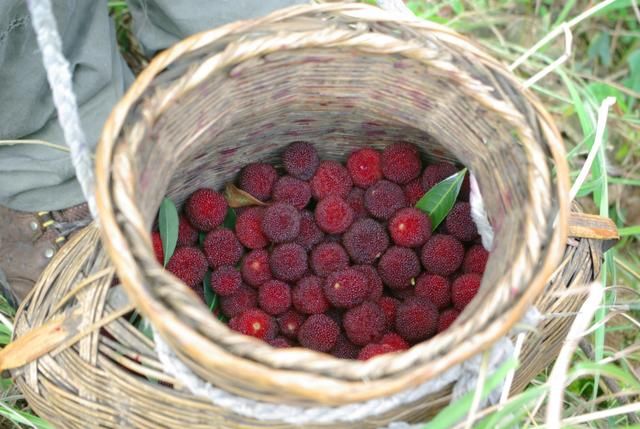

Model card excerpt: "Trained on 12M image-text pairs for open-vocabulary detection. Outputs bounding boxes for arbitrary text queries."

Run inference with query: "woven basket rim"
[95,2,570,404]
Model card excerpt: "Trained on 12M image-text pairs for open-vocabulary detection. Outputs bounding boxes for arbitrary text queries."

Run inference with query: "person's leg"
[0,0,133,212]
[127,0,308,56]
[0,1,132,302]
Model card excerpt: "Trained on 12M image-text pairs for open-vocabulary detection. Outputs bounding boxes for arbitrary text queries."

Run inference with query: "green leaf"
[223,208,237,230]
[618,225,640,237]
[198,231,206,247]
[415,168,467,230]
[422,357,518,429]
[587,32,611,66]
[203,271,218,311]
[135,317,154,340]
[158,198,179,267]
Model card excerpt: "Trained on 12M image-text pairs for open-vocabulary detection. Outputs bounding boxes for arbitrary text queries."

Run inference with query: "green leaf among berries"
[158,197,179,266]
[203,270,218,311]
[415,168,467,230]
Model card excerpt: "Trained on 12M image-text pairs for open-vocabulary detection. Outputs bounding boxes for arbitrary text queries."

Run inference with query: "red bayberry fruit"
[331,334,361,359]
[354,265,383,301]
[378,296,399,330]
[378,246,421,290]
[445,202,478,242]
[238,162,278,201]
[211,266,242,296]
[403,179,425,206]
[220,284,257,318]
[422,162,457,192]
[438,308,460,332]
[277,310,306,339]
[381,143,421,184]
[268,336,292,348]
[346,187,367,220]
[358,343,394,360]
[415,274,451,310]
[324,268,370,309]
[380,333,410,351]
[310,160,353,200]
[364,180,407,220]
[342,218,389,264]
[292,276,330,314]
[235,207,268,249]
[203,228,243,268]
[241,249,272,287]
[451,273,481,311]
[258,280,292,315]
[343,302,386,346]
[269,243,308,282]
[310,242,349,277]
[463,244,489,274]
[177,215,198,246]
[283,141,319,180]
[152,231,163,264]
[231,309,277,340]
[421,234,464,276]
[185,188,228,231]
[298,314,339,352]
[166,246,208,288]
[388,207,432,248]
[347,147,383,188]
[262,203,301,243]
[273,176,312,209]
[295,210,325,251]
[395,297,438,343]
[315,195,354,234]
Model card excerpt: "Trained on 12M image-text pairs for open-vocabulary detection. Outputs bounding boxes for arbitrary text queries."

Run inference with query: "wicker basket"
[5,3,597,427]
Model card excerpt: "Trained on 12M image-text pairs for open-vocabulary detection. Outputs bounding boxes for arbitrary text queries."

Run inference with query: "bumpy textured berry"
[177,215,198,246]
[283,141,319,180]
[310,242,349,277]
[241,249,272,287]
[342,218,389,264]
[310,160,353,200]
[463,244,489,274]
[331,334,361,359]
[381,143,421,184]
[185,188,228,231]
[438,308,460,333]
[315,195,354,234]
[380,333,410,351]
[211,266,242,296]
[235,207,268,249]
[343,302,385,346]
[395,297,438,343]
[364,180,407,220]
[346,187,366,220]
[378,246,421,290]
[378,296,399,330]
[166,246,208,288]
[422,162,457,192]
[298,314,339,352]
[152,231,163,264]
[451,273,481,311]
[273,176,312,209]
[358,343,394,360]
[415,274,451,310]
[347,148,383,188]
[268,336,292,348]
[277,310,306,339]
[324,268,370,309]
[203,228,243,268]
[238,162,278,201]
[295,210,325,251]
[262,203,301,243]
[220,284,257,318]
[258,280,291,315]
[354,265,383,301]
[445,202,478,242]
[292,276,330,314]
[269,243,307,282]
[460,172,470,201]
[230,309,277,340]
[421,234,464,276]
[388,208,432,247]
[403,179,425,206]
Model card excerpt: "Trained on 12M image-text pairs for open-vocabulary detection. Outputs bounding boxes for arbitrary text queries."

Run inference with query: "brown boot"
[0,203,90,307]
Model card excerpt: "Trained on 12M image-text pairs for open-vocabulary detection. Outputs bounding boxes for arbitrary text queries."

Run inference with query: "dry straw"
[3,3,617,428]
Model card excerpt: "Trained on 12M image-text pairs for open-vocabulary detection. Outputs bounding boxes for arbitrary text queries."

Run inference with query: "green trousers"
[0,0,306,211]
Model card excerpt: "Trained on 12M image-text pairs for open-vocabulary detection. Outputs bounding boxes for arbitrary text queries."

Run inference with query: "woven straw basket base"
[8,3,582,428]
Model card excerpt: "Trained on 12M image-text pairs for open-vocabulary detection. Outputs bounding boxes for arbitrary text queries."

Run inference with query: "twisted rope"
[26,0,97,218]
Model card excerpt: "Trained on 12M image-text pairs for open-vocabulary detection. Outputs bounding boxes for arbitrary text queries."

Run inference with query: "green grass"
[1,0,638,427]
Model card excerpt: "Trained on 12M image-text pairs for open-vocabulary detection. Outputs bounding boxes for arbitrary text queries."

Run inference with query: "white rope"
[470,174,494,250]
[26,0,97,218]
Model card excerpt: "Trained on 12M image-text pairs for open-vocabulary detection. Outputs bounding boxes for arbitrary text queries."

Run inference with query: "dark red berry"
[269,243,307,282]
[354,265,383,301]
[295,210,325,251]
[388,208,432,247]
[415,274,451,310]
[235,207,268,249]
[324,268,370,309]
[378,296,399,330]
[380,333,410,351]
[258,280,292,315]
[262,203,301,243]
[283,141,319,180]
[403,179,425,206]
[364,180,406,220]
[185,188,228,231]
[211,266,242,296]
[342,218,389,264]
[273,176,312,209]
[343,302,385,346]
[241,249,272,287]
[292,276,330,314]
[315,195,354,234]
[177,215,198,246]
[378,246,421,290]
[152,231,163,264]
[445,202,478,242]
[220,285,257,318]
[310,160,352,200]
[298,314,339,352]
[420,234,464,276]
[381,143,421,184]
[166,246,208,288]
[438,308,460,332]
[310,242,349,277]
[358,343,394,360]
[346,187,367,220]
[463,244,489,274]
[395,297,438,343]
[347,147,383,188]
[422,162,457,192]
[230,309,277,340]
[331,334,361,359]
[238,162,278,201]
[277,310,306,339]
[203,228,243,268]
[451,273,481,311]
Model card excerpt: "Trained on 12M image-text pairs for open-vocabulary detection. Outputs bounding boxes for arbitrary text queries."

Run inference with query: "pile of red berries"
[152,142,489,360]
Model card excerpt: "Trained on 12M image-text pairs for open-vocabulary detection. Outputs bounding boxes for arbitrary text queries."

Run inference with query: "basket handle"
[568,212,619,247]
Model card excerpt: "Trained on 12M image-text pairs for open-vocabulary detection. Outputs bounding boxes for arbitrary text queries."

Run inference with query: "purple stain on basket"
[247,123,275,139]
[272,88,290,100]
[286,130,302,137]
[302,55,334,64]
[293,118,315,124]
[393,60,411,69]
[409,90,432,110]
